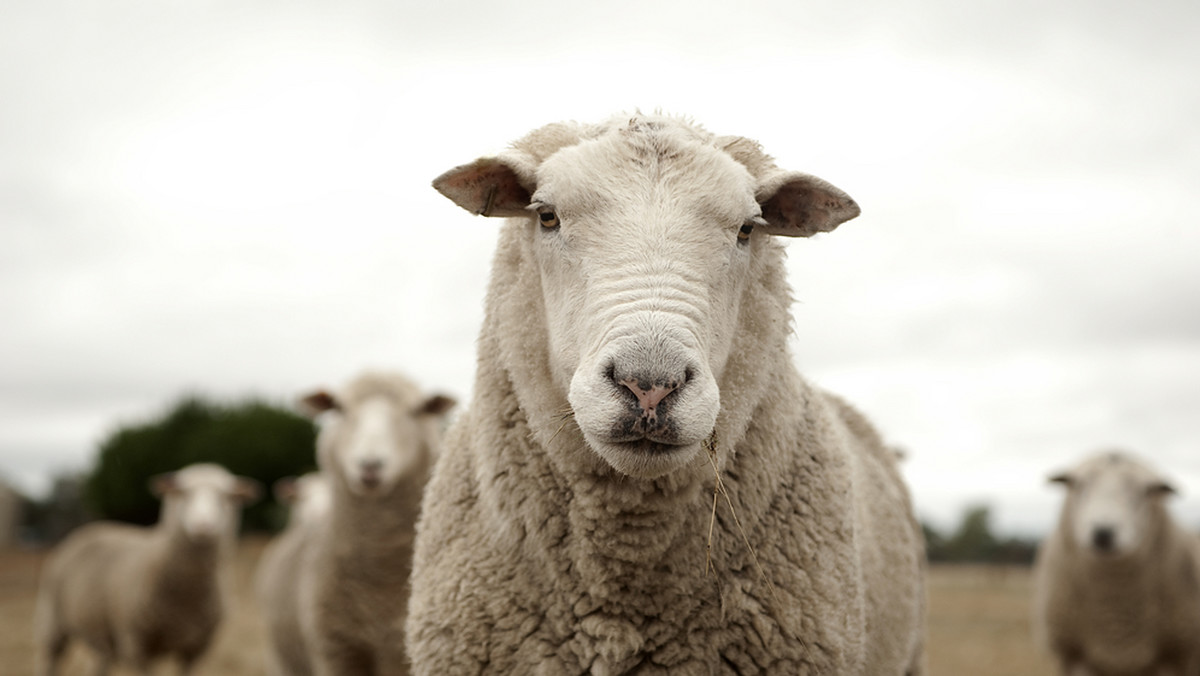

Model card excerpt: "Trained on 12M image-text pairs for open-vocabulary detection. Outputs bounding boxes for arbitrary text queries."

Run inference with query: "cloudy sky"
[2,0,1198,536]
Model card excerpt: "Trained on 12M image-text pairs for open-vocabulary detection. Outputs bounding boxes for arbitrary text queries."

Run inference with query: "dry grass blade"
[703,432,780,606]
[547,406,575,444]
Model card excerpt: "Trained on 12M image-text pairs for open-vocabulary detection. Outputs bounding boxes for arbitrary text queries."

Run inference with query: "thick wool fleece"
[1034,503,1200,674]
[407,183,926,674]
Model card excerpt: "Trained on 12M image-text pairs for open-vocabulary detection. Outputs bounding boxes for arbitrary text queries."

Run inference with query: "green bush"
[86,395,318,532]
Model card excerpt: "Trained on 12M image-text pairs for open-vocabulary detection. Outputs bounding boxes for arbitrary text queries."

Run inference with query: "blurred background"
[2,0,1199,546]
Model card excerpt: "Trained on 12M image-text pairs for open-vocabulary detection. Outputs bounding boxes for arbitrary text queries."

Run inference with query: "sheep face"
[1050,452,1176,557]
[304,379,455,497]
[435,115,858,479]
[152,463,260,542]
[273,472,332,529]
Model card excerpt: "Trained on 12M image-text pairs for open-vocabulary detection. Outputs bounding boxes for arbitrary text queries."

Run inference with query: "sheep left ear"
[757,171,860,237]
[150,472,178,497]
[299,390,339,416]
[273,477,299,504]
[417,394,457,417]
[1048,472,1074,487]
[1148,481,1177,497]
[233,477,263,504]
[433,157,533,218]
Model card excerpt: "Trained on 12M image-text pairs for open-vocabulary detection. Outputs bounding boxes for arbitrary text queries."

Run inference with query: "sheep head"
[301,373,456,497]
[1049,450,1177,557]
[272,472,332,529]
[435,114,858,479]
[151,463,260,542]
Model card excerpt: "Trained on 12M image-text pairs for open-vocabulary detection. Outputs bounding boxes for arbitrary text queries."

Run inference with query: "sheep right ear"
[300,390,338,416]
[273,477,298,504]
[432,157,534,218]
[757,171,861,238]
[1048,472,1074,487]
[1148,481,1177,497]
[233,478,263,505]
[150,472,178,497]
[418,394,457,417]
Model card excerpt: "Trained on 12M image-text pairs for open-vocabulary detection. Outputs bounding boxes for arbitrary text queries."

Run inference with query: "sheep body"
[1033,451,1200,675]
[34,463,258,675]
[296,371,454,676]
[407,114,926,675]
[256,472,331,676]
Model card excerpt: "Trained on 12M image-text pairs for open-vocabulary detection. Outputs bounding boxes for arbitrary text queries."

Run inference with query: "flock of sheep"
[31,113,1200,675]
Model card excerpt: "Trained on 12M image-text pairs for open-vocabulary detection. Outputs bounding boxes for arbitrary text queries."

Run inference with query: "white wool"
[34,463,258,675]
[1033,450,1200,674]
[407,113,926,675]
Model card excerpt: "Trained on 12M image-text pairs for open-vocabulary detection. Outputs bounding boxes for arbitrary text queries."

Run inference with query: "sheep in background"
[34,463,260,676]
[407,113,926,675]
[298,371,455,676]
[1033,450,1200,675]
[255,472,332,676]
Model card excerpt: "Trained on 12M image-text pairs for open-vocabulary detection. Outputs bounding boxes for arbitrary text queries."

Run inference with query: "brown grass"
[0,542,1057,675]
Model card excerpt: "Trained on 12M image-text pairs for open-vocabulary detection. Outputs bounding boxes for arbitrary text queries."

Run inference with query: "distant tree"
[925,504,1040,565]
[86,395,318,532]
[947,505,997,560]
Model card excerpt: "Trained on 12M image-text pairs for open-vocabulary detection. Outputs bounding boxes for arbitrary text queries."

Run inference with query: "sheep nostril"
[1092,526,1115,552]
[617,378,677,416]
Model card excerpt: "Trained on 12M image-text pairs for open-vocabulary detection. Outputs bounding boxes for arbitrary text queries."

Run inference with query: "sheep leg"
[114,633,151,676]
[33,633,67,676]
[1062,661,1096,676]
[314,640,376,676]
[34,634,67,676]
[87,654,112,676]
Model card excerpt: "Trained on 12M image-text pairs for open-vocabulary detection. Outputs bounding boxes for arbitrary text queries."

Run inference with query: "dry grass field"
[0,538,1057,675]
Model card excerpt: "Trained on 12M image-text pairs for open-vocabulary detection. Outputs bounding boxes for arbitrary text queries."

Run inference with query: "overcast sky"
[2,0,1198,536]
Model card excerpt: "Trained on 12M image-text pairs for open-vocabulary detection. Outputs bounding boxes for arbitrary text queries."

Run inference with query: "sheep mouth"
[611,438,686,455]
[607,415,682,446]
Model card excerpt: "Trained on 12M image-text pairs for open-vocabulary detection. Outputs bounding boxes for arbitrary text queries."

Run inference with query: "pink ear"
[758,172,860,238]
[433,158,533,217]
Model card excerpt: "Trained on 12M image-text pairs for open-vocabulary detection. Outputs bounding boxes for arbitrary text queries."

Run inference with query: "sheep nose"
[617,378,678,420]
[1092,526,1115,551]
[360,460,383,487]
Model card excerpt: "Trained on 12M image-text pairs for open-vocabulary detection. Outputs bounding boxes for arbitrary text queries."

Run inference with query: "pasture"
[0,538,1057,675]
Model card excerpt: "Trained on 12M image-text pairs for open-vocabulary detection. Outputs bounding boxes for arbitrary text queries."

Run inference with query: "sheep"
[296,371,456,676]
[255,472,332,676]
[1032,450,1200,675]
[34,462,260,676]
[406,113,927,675]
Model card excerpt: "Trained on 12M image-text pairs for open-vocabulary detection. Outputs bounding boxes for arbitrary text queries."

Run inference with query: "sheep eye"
[737,222,754,242]
[538,210,560,230]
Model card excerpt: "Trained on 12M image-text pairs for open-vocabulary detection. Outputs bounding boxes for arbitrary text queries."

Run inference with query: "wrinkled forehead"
[535,129,759,222]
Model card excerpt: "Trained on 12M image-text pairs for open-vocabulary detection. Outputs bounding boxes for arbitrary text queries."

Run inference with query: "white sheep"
[255,472,332,676]
[34,462,260,676]
[1033,450,1200,675]
[406,113,927,675]
[296,371,455,676]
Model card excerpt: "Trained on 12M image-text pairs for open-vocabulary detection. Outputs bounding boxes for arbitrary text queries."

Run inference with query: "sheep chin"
[583,435,704,479]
